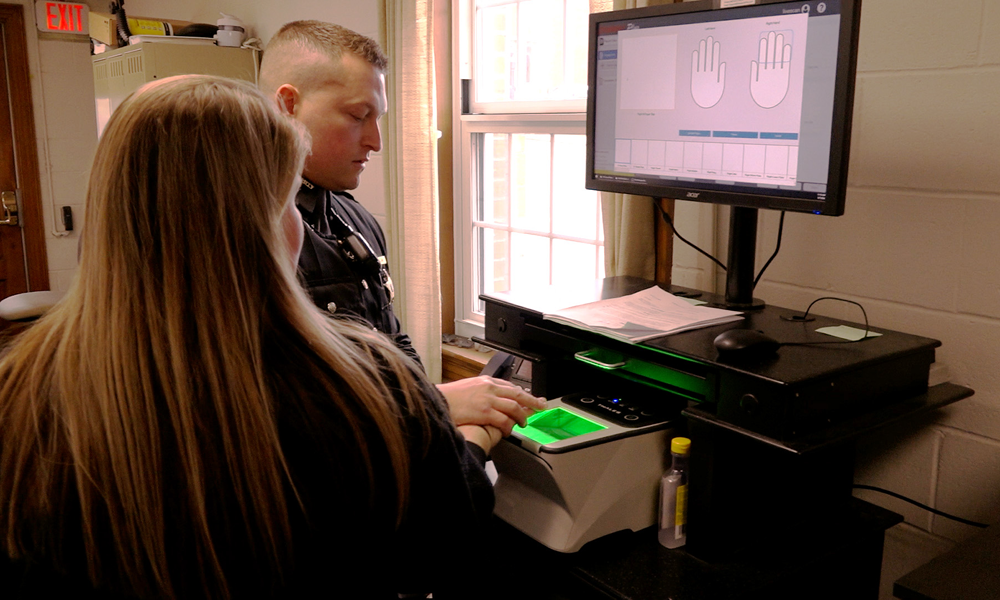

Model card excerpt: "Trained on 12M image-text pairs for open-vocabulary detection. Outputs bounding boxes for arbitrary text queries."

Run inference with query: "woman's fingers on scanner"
[494,397,529,428]
[489,379,546,410]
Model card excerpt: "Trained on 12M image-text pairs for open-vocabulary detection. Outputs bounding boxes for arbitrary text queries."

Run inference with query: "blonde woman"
[0,75,499,598]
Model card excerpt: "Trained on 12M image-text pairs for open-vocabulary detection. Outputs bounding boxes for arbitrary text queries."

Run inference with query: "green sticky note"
[815,325,882,341]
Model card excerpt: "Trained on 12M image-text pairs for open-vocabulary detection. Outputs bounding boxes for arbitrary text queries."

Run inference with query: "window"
[454,0,602,337]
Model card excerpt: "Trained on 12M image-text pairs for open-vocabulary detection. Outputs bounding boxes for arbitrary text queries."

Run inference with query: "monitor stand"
[723,205,766,310]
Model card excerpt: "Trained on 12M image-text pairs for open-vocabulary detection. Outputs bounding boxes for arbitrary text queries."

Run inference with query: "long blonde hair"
[0,75,425,597]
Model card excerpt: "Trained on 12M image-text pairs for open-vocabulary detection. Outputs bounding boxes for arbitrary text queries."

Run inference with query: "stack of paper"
[543,286,743,344]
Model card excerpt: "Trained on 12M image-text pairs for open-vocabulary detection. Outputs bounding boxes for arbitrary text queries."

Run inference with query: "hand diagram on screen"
[691,36,725,108]
[750,31,792,109]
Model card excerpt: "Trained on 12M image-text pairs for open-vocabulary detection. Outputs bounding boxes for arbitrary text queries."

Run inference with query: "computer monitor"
[585,0,862,307]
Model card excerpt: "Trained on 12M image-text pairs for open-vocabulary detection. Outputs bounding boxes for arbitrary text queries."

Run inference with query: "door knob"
[0,191,18,226]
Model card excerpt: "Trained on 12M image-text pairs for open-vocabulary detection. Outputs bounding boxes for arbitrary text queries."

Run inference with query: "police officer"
[260,20,546,434]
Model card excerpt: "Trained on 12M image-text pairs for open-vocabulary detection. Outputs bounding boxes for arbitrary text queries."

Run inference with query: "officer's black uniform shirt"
[295,182,422,366]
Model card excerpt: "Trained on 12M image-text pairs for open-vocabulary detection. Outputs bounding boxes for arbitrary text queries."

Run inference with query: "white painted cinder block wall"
[670,1,1000,597]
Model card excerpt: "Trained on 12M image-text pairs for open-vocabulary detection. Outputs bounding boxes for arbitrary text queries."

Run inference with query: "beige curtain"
[382,0,443,381]
[593,0,676,280]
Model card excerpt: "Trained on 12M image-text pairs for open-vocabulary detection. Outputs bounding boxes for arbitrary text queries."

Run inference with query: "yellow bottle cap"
[671,437,691,454]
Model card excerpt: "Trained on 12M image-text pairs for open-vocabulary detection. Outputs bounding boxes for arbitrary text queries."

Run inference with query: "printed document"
[543,286,743,343]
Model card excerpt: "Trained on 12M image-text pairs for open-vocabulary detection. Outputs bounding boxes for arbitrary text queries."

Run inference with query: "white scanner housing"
[492,395,672,553]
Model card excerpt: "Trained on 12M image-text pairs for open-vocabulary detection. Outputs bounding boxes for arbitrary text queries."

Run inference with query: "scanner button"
[739,393,760,415]
[580,396,595,404]
[624,414,639,421]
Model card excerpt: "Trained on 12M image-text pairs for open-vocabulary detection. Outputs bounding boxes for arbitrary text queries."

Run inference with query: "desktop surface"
[894,524,1000,600]
[482,276,945,440]
[488,275,940,382]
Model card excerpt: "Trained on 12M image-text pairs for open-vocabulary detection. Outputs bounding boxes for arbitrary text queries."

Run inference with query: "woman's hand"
[437,376,547,436]
[457,423,505,453]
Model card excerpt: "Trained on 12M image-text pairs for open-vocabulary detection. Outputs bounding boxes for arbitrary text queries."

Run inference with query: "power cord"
[653,204,873,350]
[653,200,725,271]
[652,200,786,289]
[854,484,989,528]
[753,210,785,289]
[778,297,873,348]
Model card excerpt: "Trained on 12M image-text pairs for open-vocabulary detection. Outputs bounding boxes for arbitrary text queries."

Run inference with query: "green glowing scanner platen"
[508,393,674,454]
[516,407,607,445]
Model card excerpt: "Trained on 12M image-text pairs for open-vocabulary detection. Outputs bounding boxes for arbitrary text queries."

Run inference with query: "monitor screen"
[586,0,861,216]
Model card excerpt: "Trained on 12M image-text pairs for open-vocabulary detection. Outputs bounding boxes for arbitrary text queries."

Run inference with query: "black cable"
[854,484,989,528]
[779,297,873,348]
[753,211,785,289]
[653,200,727,271]
[653,200,786,291]
[111,0,131,47]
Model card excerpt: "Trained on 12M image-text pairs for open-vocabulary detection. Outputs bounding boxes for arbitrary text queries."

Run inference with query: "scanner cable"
[854,484,989,529]
[653,199,786,289]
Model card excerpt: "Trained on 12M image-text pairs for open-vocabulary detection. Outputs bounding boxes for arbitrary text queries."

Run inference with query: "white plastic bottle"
[658,437,690,549]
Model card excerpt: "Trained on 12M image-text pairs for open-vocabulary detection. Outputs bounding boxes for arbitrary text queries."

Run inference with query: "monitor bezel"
[585,0,862,217]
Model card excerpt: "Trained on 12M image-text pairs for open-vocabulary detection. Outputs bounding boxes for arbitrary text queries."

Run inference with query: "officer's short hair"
[266,20,387,72]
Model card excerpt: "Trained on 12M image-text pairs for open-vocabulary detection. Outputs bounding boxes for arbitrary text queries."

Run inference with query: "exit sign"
[36,1,89,35]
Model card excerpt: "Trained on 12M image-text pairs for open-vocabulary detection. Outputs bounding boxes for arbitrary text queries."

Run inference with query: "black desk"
[483,276,947,440]
[480,277,974,597]
[493,499,901,600]
[894,525,1000,600]
[682,382,972,562]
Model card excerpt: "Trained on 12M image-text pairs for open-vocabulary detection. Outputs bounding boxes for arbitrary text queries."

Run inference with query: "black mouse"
[713,329,780,359]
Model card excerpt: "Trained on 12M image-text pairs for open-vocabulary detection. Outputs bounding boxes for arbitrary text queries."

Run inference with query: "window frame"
[467,0,588,115]
[454,115,590,338]
[452,0,594,340]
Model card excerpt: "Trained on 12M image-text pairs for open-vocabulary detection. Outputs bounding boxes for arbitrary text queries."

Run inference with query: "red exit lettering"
[40,2,87,34]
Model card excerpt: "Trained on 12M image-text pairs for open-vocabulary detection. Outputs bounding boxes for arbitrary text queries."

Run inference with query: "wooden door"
[0,4,50,305]
[0,21,27,300]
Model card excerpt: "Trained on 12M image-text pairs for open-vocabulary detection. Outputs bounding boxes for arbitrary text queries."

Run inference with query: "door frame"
[0,3,49,292]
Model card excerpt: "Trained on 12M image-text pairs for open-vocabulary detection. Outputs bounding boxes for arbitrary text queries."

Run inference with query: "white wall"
[8,1,97,293]
[669,0,1000,597]
[29,0,386,293]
